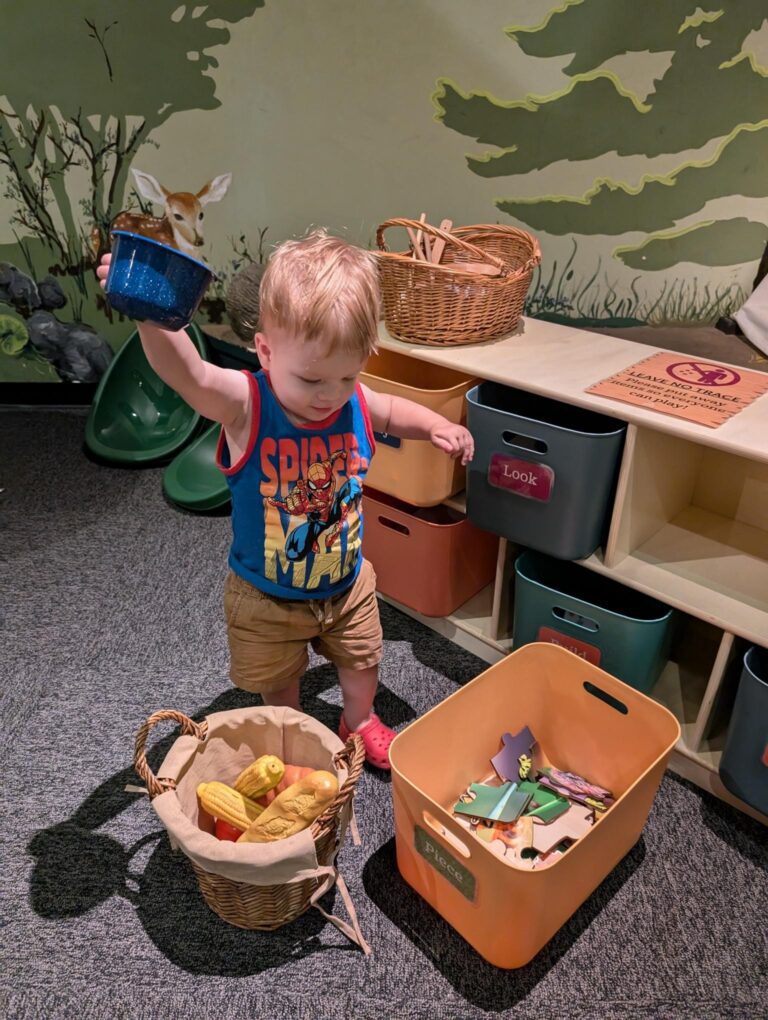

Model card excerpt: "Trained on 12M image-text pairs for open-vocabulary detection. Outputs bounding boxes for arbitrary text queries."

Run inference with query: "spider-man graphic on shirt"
[264,449,363,562]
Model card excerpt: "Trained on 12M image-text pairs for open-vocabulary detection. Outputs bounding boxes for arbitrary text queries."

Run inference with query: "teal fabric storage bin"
[719,646,768,815]
[512,551,675,694]
[466,383,626,560]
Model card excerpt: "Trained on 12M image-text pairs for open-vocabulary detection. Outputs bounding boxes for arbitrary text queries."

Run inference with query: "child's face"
[255,325,367,425]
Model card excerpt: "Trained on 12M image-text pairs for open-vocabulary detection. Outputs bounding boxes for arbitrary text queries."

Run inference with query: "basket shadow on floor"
[24,671,412,976]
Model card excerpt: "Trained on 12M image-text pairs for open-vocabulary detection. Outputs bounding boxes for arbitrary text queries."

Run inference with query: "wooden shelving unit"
[376,317,768,825]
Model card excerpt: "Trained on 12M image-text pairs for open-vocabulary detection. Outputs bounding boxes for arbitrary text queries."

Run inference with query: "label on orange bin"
[538,626,601,665]
[415,825,476,901]
[587,353,768,428]
[488,454,554,502]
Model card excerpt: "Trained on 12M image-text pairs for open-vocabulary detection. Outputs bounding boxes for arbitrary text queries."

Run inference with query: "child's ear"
[254,332,271,367]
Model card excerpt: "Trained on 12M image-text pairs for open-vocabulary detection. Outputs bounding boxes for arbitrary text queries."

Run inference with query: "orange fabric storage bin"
[390,644,680,969]
[362,489,498,617]
[361,349,476,506]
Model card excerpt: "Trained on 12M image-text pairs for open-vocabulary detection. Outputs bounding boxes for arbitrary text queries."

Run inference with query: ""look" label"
[488,453,554,501]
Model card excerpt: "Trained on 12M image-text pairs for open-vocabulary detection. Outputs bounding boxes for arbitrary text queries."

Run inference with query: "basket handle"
[455,223,542,276]
[376,217,509,274]
[134,709,208,799]
[311,733,366,836]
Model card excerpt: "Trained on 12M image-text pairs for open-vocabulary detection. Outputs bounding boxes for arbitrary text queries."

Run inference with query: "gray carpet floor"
[1,408,766,1020]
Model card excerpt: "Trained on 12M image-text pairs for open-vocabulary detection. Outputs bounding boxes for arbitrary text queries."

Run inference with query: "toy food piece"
[454,781,531,823]
[233,754,285,799]
[257,764,316,807]
[215,818,245,842]
[197,781,264,832]
[237,770,339,843]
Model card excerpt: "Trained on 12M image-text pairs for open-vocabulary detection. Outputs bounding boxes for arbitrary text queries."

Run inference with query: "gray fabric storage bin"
[719,646,768,815]
[466,383,626,560]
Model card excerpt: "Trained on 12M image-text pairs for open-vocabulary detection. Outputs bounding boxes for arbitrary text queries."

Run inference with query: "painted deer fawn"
[106,169,232,259]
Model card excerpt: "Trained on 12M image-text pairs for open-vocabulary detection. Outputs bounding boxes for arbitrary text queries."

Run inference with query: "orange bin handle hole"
[422,810,472,859]
[583,681,629,716]
[378,516,410,536]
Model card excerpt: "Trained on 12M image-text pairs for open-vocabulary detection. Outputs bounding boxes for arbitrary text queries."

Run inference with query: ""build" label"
[538,626,602,665]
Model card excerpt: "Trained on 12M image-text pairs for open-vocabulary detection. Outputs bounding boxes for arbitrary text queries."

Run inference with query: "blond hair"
[259,229,380,357]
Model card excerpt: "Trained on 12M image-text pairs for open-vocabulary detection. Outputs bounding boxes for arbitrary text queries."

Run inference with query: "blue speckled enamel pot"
[106,230,214,330]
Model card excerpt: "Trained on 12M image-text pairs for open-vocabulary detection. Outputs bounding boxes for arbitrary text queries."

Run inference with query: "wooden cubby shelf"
[376,318,768,826]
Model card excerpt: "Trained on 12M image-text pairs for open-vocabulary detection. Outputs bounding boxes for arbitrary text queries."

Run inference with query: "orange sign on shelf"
[587,353,768,428]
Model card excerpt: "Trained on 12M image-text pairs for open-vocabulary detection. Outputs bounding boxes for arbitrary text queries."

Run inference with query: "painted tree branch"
[0,115,67,261]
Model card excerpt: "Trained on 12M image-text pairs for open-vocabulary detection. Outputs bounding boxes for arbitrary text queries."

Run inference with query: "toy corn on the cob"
[233,754,285,799]
[197,781,263,832]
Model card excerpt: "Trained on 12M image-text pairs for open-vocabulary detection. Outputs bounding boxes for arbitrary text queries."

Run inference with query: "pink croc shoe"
[339,712,395,770]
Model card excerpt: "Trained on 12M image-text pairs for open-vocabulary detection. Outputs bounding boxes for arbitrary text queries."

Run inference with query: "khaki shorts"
[223,558,383,693]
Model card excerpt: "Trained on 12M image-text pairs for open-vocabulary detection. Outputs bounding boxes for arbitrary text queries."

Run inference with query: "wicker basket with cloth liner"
[375,217,540,347]
[133,706,369,952]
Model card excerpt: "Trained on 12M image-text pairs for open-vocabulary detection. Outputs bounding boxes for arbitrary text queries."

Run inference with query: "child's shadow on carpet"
[26,672,412,975]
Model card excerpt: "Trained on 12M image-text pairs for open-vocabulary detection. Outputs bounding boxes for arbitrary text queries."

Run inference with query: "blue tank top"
[216,370,375,600]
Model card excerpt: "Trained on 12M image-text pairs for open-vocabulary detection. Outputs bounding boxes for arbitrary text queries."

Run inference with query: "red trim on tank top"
[355,382,376,455]
[216,370,260,476]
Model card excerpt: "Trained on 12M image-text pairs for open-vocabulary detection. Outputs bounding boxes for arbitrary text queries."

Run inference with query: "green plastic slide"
[162,422,231,512]
[85,324,208,465]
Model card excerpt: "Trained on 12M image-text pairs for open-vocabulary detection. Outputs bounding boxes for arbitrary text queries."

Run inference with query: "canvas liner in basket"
[133,705,370,953]
[375,217,541,347]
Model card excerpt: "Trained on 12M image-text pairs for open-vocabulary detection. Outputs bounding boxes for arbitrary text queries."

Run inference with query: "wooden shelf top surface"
[377,318,768,463]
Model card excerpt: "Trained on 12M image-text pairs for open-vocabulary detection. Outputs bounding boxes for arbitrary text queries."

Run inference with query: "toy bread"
[257,764,316,806]
[237,770,339,843]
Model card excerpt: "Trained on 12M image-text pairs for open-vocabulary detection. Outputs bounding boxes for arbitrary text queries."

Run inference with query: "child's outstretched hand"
[95,253,111,290]
[429,422,474,465]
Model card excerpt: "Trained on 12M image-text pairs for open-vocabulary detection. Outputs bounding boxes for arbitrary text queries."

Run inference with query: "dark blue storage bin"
[512,551,675,694]
[466,383,626,560]
[719,646,768,815]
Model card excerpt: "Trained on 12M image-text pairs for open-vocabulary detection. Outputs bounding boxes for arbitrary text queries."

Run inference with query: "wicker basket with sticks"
[375,217,540,346]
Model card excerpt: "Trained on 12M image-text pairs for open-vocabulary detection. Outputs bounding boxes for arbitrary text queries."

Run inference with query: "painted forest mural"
[435,0,768,323]
[0,1,264,384]
[2,1,767,385]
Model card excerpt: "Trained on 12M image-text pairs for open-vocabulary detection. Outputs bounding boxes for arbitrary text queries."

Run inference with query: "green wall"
[2,1,766,383]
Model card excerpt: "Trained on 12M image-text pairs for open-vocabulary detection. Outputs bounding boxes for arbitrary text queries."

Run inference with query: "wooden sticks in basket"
[406,214,501,276]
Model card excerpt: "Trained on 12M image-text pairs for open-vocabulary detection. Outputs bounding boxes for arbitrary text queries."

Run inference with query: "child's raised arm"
[360,383,474,465]
[96,253,249,428]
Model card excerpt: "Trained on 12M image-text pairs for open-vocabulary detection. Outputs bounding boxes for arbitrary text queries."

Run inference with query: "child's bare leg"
[337,665,378,730]
[338,663,395,769]
[260,676,301,711]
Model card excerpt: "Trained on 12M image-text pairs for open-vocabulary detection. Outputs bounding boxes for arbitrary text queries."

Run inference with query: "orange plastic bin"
[390,643,680,968]
[361,349,476,506]
[362,488,498,617]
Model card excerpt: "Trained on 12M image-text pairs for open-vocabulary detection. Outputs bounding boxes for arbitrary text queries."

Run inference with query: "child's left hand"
[429,422,474,465]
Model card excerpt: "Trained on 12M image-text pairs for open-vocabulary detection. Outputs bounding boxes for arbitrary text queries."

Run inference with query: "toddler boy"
[98,230,473,767]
